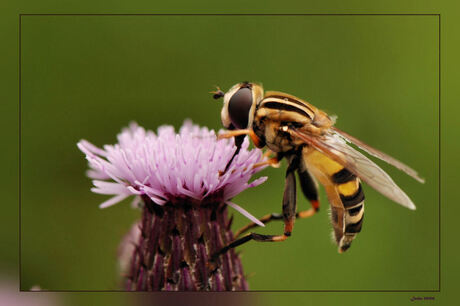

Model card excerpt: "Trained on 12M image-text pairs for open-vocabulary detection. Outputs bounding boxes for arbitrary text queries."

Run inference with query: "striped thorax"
[253,91,333,153]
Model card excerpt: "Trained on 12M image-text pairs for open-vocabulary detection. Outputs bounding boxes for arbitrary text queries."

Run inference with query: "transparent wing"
[332,127,425,183]
[289,128,417,210]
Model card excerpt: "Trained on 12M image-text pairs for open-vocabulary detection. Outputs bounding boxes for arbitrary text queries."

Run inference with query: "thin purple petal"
[226,201,265,227]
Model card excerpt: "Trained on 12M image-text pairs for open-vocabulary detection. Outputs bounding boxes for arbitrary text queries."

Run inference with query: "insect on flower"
[212,82,425,254]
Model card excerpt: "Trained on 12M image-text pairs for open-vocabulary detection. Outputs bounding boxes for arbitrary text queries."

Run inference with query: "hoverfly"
[212,81,424,254]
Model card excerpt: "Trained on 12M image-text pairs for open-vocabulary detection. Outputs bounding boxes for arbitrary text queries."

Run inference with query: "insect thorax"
[252,110,306,153]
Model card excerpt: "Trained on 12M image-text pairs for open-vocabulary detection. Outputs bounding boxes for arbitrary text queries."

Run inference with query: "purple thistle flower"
[78,120,268,291]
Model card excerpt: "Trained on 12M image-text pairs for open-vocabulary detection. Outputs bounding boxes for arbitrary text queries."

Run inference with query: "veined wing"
[289,128,417,210]
[332,127,425,184]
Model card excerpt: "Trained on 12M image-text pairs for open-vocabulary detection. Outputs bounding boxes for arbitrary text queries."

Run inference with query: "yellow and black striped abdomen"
[332,168,365,252]
[302,148,365,253]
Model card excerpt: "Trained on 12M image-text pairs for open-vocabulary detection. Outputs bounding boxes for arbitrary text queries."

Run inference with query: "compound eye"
[228,87,253,129]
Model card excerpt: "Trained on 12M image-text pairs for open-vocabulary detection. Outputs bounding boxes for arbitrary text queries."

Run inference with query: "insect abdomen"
[331,168,365,253]
[302,148,365,253]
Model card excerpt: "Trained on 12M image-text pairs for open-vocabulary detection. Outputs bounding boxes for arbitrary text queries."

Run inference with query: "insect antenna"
[210,86,225,99]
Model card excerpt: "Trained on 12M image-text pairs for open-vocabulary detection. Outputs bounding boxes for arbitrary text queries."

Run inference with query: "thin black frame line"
[21,289,440,294]
[438,14,441,293]
[18,13,440,16]
[18,12,22,293]
[18,13,441,293]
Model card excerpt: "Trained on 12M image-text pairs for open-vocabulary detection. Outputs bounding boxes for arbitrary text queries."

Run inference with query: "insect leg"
[211,155,298,261]
[234,212,283,237]
[296,156,320,218]
[234,154,319,237]
[218,129,263,147]
[222,134,246,174]
[281,154,299,236]
[252,151,283,169]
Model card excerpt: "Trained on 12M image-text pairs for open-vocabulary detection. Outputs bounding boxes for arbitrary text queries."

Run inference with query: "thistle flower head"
[77,120,267,225]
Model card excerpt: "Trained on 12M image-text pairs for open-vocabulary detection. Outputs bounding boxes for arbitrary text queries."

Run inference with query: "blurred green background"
[18,15,439,292]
